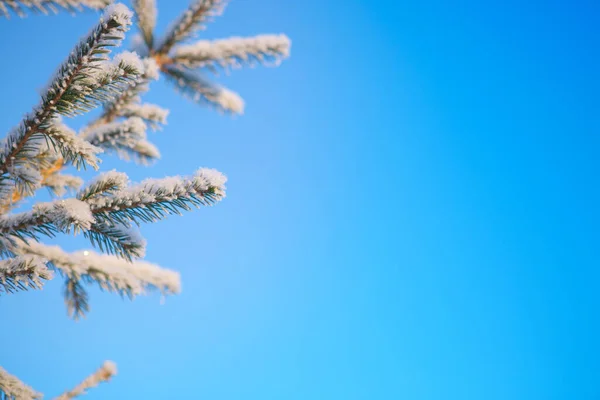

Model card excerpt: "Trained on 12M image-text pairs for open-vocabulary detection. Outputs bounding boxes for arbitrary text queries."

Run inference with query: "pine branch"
[53,361,116,400]
[0,198,137,259]
[173,34,291,71]
[76,170,128,201]
[0,0,110,18]
[0,54,157,211]
[117,103,169,129]
[82,221,146,260]
[133,0,156,50]
[44,120,103,170]
[163,65,244,113]
[0,366,42,400]
[0,4,137,190]
[64,277,89,319]
[85,167,227,227]
[0,168,223,260]
[154,0,226,55]
[18,240,180,317]
[91,58,161,127]
[0,255,52,294]
[81,117,160,164]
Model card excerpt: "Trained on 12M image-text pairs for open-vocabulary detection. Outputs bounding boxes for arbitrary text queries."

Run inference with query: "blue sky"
[1,0,599,399]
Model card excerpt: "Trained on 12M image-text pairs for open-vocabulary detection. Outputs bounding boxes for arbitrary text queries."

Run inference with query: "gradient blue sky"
[1,0,599,399]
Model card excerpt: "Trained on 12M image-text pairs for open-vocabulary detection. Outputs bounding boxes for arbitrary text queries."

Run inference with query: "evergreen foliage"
[0,1,290,398]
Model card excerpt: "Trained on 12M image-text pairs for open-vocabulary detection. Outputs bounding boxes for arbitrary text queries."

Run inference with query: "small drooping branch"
[154,0,226,56]
[53,361,117,400]
[16,240,180,318]
[163,64,245,113]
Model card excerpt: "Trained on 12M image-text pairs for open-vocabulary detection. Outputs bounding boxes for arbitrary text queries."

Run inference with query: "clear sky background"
[1,0,599,399]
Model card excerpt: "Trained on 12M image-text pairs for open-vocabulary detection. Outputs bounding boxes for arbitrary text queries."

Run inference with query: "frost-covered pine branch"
[84,167,226,227]
[0,0,290,396]
[91,57,164,127]
[53,361,116,400]
[0,168,225,260]
[154,0,225,55]
[0,0,110,18]
[0,4,142,205]
[133,0,156,50]
[163,64,244,113]
[81,117,160,164]
[124,0,291,114]
[83,220,146,260]
[0,255,52,294]
[0,366,41,400]
[16,240,179,318]
[173,34,291,70]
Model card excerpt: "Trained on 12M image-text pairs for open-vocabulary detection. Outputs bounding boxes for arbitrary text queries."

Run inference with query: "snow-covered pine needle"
[85,167,227,227]
[93,58,163,126]
[174,34,291,71]
[54,361,117,400]
[0,255,52,294]
[0,198,95,241]
[77,170,129,201]
[133,0,157,49]
[155,0,226,55]
[44,120,103,170]
[81,117,160,163]
[0,366,42,400]
[0,168,222,260]
[17,240,180,318]
[163,65,244,114]
[118,103,169,129]
[82,221,146,260]
[0,0,110,18]
[0,4,138,198]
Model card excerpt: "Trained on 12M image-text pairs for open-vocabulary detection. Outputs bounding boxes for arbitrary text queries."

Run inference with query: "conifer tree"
[0,1,290,398]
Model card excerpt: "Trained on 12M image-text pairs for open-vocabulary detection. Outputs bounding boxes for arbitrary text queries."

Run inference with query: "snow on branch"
[133,0,157,49]
[0,198,95,243]
[0,366,42,400]
[0,0,110,18]
[163,65,244,114]
[94,58,163,126]
[53,361,117,400]
[118,103,169,129]
[81,117,160,164]
[17,241,180,318]
[0,255,52,294]
[155,0,226,55]
[0,4,138,191]
[0,168,224,260]
[44,120,103,170]
[174,34,291,71]
[82,221,146,260]
[0,195,147,260]
[77,170,129,201]
[85,167,227,227]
